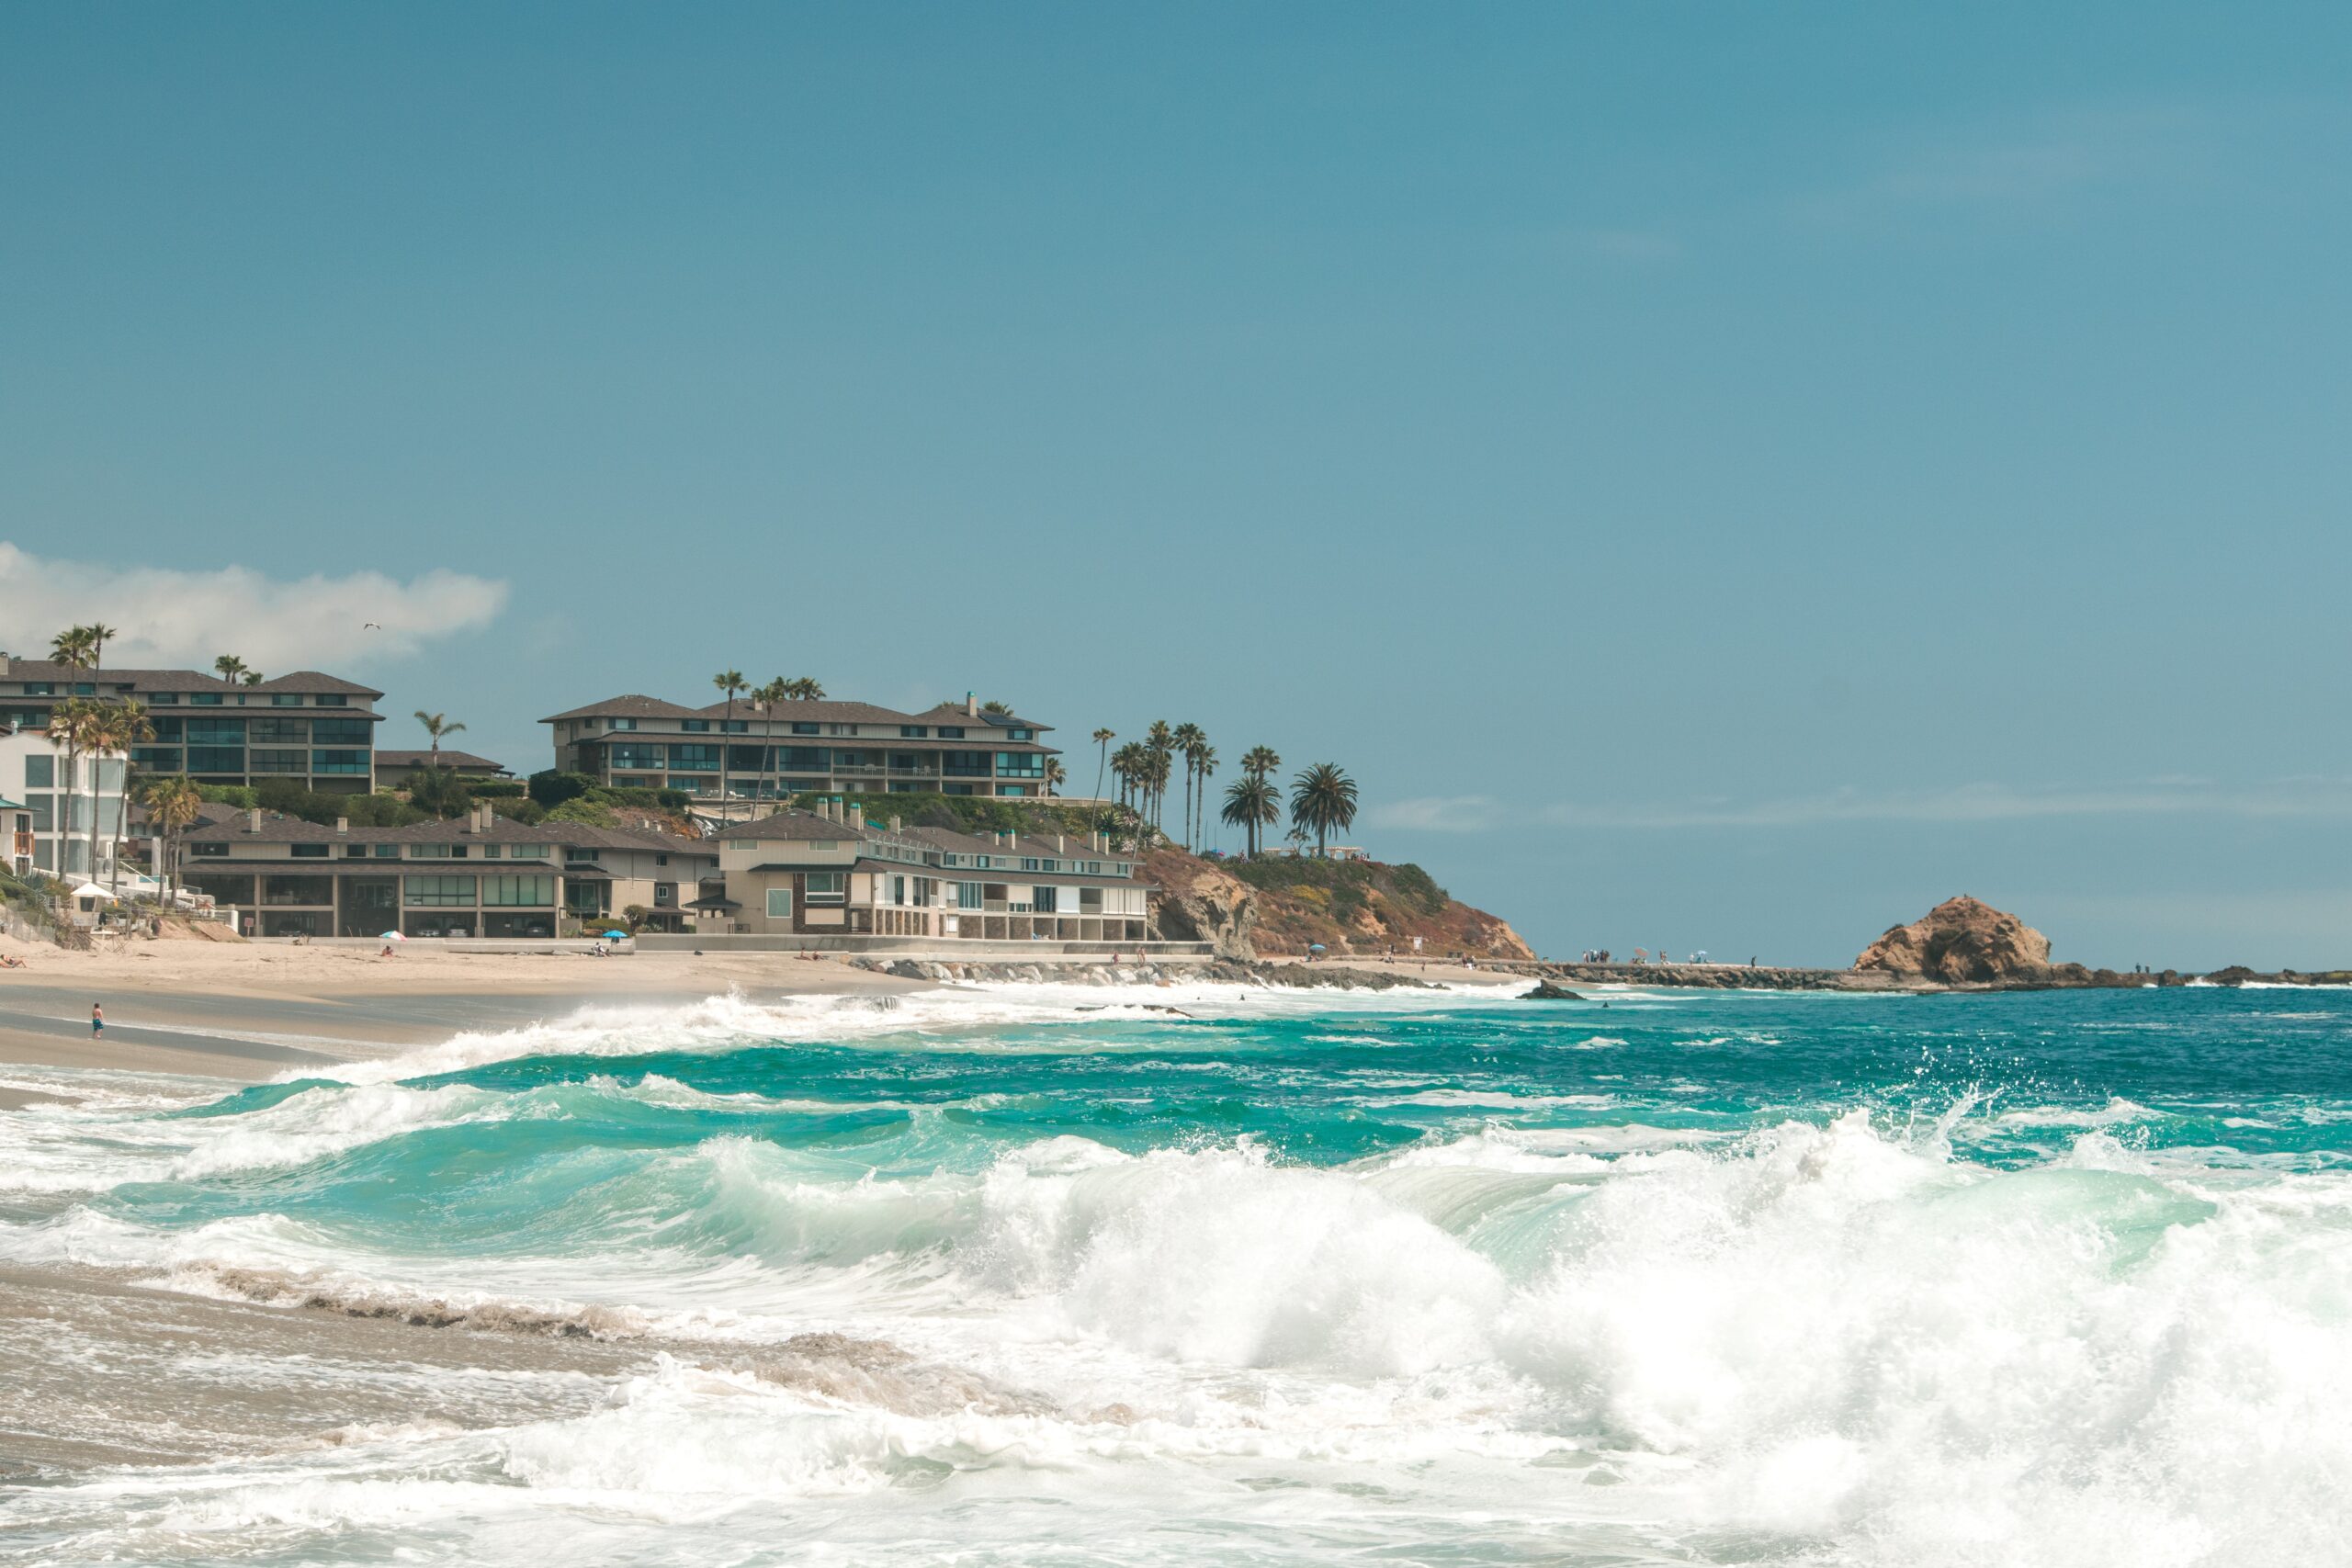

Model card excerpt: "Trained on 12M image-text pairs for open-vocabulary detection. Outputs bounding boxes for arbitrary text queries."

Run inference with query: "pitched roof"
[908,703,1053,732]
[1,661,382,697]
[178,811,713,856]
[700,698,914,726]
[537,694,711,723]
[715,808,880,842]
[374,750,511,773]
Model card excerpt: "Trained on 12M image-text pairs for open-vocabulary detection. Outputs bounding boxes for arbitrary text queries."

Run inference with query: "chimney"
[335,817,348,836]
[889,815,902,832]
[0,654,10,676]
[966,692,977,717]
[1008,829,1018,851]
[1056,834,1065,853]
[245,808,260,833]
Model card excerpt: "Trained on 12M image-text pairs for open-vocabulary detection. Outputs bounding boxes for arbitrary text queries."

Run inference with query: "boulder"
[1854,896,2052,986]
[1521,980,1585,1000]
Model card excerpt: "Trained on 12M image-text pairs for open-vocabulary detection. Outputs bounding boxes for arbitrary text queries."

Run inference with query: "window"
[24,756,52,789]
[22,682,54,696]
[779,747,826,770]
[565,847,600,863]
[346,843,368,859]
[1021,857,1040,872]
[722,720,749,734]
[73,682,95,695]
[263,874,334,906]
[313,694,349,707]
[149,691,179,705]
[790,722,820,735]
[405,875,477,906]
[290,844,330,859]
[765,886,792,918]
[609,716,638,731]
[191,840,229,858]
[311,750,368,774]
[681,719,710,732]
[937,726,964,739]
[1007,728,1034,741]
[272,694,302,706]
[655,853,669,865]
[182,870,254,904]
[996,752,1045,778]
[373,844,400,859]
[481,874,554,907]
[899,726,928,738]
[410,843,467,858]
[667,743,719,773]
[1032,886,1058,913]
[250,750,307,774]
[943,750,989,777]
[653,883,676,908]
[311,718,370,746]
[957,881,983,909]
[251,717,307,744]
[186,717,246,745]
[190,693,223,706]
[608,741,662,771]
[889,874,906,906]
[803,872,845,905]
[510,843,548,859]
[187,747,244,774]
[482,844,501,858]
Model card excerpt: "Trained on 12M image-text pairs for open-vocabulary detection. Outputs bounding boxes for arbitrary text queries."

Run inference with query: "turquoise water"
[4,980,2351,1565]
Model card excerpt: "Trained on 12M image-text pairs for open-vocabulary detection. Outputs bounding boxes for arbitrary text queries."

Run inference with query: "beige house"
[541,694,1059,805]
[705,805,1148,942]
[175,803,718,937]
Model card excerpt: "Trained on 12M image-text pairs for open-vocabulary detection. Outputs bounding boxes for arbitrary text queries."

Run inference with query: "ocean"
[3,979,2348,1566]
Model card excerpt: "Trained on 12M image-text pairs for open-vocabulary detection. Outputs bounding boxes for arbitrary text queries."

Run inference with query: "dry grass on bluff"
[1149,847,1532,960]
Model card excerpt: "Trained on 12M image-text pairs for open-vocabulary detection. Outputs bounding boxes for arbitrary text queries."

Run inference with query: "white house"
[0,725,130,881]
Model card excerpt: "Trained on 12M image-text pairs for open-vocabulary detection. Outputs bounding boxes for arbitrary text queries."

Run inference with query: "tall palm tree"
[1144,746,1171,840]
[140,773,202,908]
[85,624,119,669]
[1289,763,1360,857]
[753,678,789,802]
[1044,757,1066,796]
[1144,721,1173,829]
[1192,745,1216,849]
[1242,746,1281,783]
[1171,723,1206,848]
[1091,728,1114,802]
[212,655,248,683]
[414,711,466,760]
[786,677,825,700]
[41,698,95,877]
[242,670,263,686]
[1222,775,1279,857]
[1110,742,1144,809]
[101,700,153,892]
[712,671,746,807]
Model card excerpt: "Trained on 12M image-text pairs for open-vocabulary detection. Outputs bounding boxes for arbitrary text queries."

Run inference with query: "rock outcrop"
[1854,896,2052,985]
[1143,851,1259,960]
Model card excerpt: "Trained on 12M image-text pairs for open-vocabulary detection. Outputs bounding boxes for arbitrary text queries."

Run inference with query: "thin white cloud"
[1366,795,1508,832]
[0,543,506,673]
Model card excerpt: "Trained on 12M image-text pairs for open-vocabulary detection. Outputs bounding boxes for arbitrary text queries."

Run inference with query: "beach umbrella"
[1307,942,1327,953]
[379,931,405,942]
[603,930,628,940]
[70,883,118,901]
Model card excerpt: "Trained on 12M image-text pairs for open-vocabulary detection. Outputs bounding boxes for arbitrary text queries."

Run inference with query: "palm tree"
[1289,763,1360,857]
[85,623,119,669]
[1192,745,1216,849]
[786,677,825,700]
[1144,721,1173,829]
[712,670,746,807]
[1044,757,1066,795]
[1171,723,1206,848]
[1222,775,1279,857]
[1091,728,1114,802]
[212,655,248,683]
[140,774,202,908]
[1143,746,1171,840]
[981,699,1012,716]
[43,630,96,876]
[1110,742,1144,809]
[753,678,789,802]
[414,710,466,760]
[1242,746,1281,783]
[100,700,153,892]
[45,700,114,883]
[242,670,263,686]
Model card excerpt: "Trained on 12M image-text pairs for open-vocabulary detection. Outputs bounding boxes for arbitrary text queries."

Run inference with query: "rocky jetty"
[849,956,1439,990]
[1854,897,2053,986]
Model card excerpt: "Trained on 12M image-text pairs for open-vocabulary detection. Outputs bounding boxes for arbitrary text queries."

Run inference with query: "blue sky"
[6,4,2350,965]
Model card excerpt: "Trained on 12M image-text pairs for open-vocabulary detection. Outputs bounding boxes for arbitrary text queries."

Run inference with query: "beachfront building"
[0,656,387,795]
[0,726,131,879]
[173,802,718,938]
[540,694,1059,804]
[374,750,514,784]
[702,805,1148,942]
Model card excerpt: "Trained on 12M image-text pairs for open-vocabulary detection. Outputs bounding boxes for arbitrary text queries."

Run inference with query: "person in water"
[91,1002,104,1038]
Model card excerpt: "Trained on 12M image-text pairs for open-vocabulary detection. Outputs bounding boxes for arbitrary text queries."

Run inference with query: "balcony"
[831,762,886,777]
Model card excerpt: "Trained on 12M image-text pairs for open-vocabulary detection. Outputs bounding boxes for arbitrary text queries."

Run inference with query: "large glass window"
[262,874,335,905]
[271,694,303,707]
[314,694,349,707]
[765,886,792,919]
[667,744,719,772]
[132,747,183,773]
[899,726,928,738]
[405,875,477,906]
[790,722,820,736]
[957,881,983,909]
[187,748,244,774]
[311,750,368,774]
[289,844,330,859]
[779,747,827,770]
[680,719,710,732]
[24,755,53,789]
[608,741,663,771]
[185,717,245,744]
[189,693,223,706]
[803,872,845,905]
[937,726,964,739]
[996,752,1045,778]
[311,717,371,746]
[727,746,763,773]
[943,750,990,777]
[251,717,308,744]
[481,874,554,907]
[250,749,308,774]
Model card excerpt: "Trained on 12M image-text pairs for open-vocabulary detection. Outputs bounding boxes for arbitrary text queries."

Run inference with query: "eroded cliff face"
[1856,896,2052,985]
[1145,851,1260,959]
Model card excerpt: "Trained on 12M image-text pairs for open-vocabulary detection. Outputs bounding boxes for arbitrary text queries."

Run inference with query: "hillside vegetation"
[1148,847,1532,960]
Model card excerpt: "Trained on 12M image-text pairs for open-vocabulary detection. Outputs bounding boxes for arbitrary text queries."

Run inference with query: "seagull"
[363,622,382,630]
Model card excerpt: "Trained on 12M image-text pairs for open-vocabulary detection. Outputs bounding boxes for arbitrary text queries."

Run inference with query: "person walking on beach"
[91,1003,103,1039]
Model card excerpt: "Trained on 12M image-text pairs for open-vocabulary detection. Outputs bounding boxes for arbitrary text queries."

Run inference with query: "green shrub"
[197,784,258,808]
[1390,863,1448,915]
[529,770,592,807]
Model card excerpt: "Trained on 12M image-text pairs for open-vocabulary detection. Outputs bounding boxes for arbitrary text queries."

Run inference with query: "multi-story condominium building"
[542,694,1059,802]
[175,802,718,938]
[706,804,1148,942]
[0,656,386,795]
[1,726,130,879]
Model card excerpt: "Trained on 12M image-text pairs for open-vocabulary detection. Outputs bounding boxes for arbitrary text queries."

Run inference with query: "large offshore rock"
[1855,896,2052,985]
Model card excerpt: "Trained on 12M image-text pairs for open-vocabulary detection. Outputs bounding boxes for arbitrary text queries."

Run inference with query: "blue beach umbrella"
[1307,942,1327,953]
[604,930,628,940]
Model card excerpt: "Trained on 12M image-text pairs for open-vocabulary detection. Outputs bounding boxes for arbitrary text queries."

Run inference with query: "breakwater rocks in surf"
[849,956,1441,990]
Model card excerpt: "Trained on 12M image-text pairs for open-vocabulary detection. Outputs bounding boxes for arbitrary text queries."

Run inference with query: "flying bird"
[363,622,382,630]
